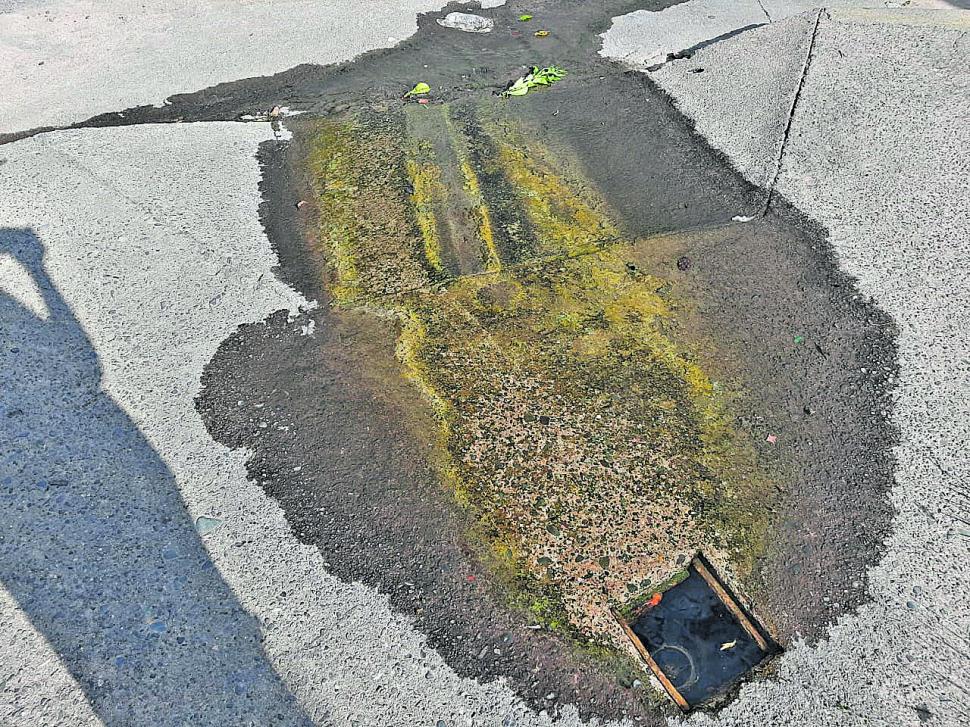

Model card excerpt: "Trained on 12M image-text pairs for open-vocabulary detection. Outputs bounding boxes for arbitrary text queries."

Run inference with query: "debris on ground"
[720,639,737,651]
[437,12,494,33]
[240,105,299,122]
[194,515,223,536]
[405,82,431,98]
[534,30,550,38]
[518,14,533,22]
[502,65,566,97]
[646,592,663,608]
[732,214,755,223]
[765,434,777,444]
[676,255,691,271]
[793,334,805,345]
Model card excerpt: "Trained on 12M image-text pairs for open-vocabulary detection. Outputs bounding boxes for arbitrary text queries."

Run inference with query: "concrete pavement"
[603,5,970,726]
[0,122,577,727]
[0,0,453,134]
[1,0,967,725]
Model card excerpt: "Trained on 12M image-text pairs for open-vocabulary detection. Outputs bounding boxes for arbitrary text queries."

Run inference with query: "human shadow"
[0,229,312,726]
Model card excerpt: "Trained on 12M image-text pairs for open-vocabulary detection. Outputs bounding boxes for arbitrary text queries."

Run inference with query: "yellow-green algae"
[489,118,617,259]
[405,148,446,274]
[307,111,432,304]
[458,156,501,272]
[307,105,775,654]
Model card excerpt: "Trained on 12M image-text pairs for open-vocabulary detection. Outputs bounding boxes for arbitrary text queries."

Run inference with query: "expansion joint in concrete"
[756,0,773,24]
[762,7,824,216]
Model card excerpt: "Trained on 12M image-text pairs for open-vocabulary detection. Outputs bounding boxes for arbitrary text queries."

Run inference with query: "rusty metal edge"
[611,609,690,712]
[692,556,770,653]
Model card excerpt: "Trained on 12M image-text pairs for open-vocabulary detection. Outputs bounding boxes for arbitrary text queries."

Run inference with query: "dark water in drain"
[632,569,768,706]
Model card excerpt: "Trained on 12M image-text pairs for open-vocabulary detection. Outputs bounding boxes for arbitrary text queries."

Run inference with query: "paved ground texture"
[1,1,968,726]
[601,5,970,726]
[0,0,458,134]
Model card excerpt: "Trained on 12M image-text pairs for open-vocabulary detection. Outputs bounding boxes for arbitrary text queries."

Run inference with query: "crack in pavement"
[762,7,824,216]
[756,0,773,23]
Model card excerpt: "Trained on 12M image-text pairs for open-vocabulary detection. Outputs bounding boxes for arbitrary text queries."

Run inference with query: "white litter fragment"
[480,0,507,7]
[732,214,755,223]
[437,12,494,33]
[194,516,223,536]
[241,106,304,123]
[301,319,316,337]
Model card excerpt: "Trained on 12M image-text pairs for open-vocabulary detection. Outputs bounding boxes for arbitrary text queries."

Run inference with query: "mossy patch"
[305,103,777,654]
[405,147,445,274]
[307,110,433,303]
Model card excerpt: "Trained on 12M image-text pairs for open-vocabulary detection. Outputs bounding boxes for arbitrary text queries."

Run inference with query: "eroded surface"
[199,63,895,716]
[304,103,777,647]
[2,0,913,723]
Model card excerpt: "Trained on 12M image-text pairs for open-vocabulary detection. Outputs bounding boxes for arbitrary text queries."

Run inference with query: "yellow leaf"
[405,82,431,97]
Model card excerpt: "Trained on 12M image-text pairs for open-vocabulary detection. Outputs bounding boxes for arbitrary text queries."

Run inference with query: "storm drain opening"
[615,554,778,711]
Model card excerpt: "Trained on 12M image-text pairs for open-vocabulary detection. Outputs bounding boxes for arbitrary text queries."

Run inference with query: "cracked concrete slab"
[600,0,772,69]
[0,0,451,134]
[599,0,960,71]
[650,12,817,188]
[0,122,596,727]
[604,6,970,726]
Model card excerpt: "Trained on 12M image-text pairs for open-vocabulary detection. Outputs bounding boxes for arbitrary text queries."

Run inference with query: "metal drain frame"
[614,553,776,711]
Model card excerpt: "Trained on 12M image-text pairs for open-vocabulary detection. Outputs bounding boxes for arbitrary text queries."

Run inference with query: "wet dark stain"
[201,133,668,722]
[914,704,934,723]
[24,0,900,719]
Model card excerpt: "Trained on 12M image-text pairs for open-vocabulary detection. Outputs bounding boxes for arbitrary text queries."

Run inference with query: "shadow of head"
[0,228,311,725]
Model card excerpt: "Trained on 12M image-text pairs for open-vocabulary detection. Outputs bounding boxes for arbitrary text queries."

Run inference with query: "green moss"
[489,120,617,258]
[306,111,432,305]
[405,147,446,274]
[304,105,777,655]
[306,120,363,305]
